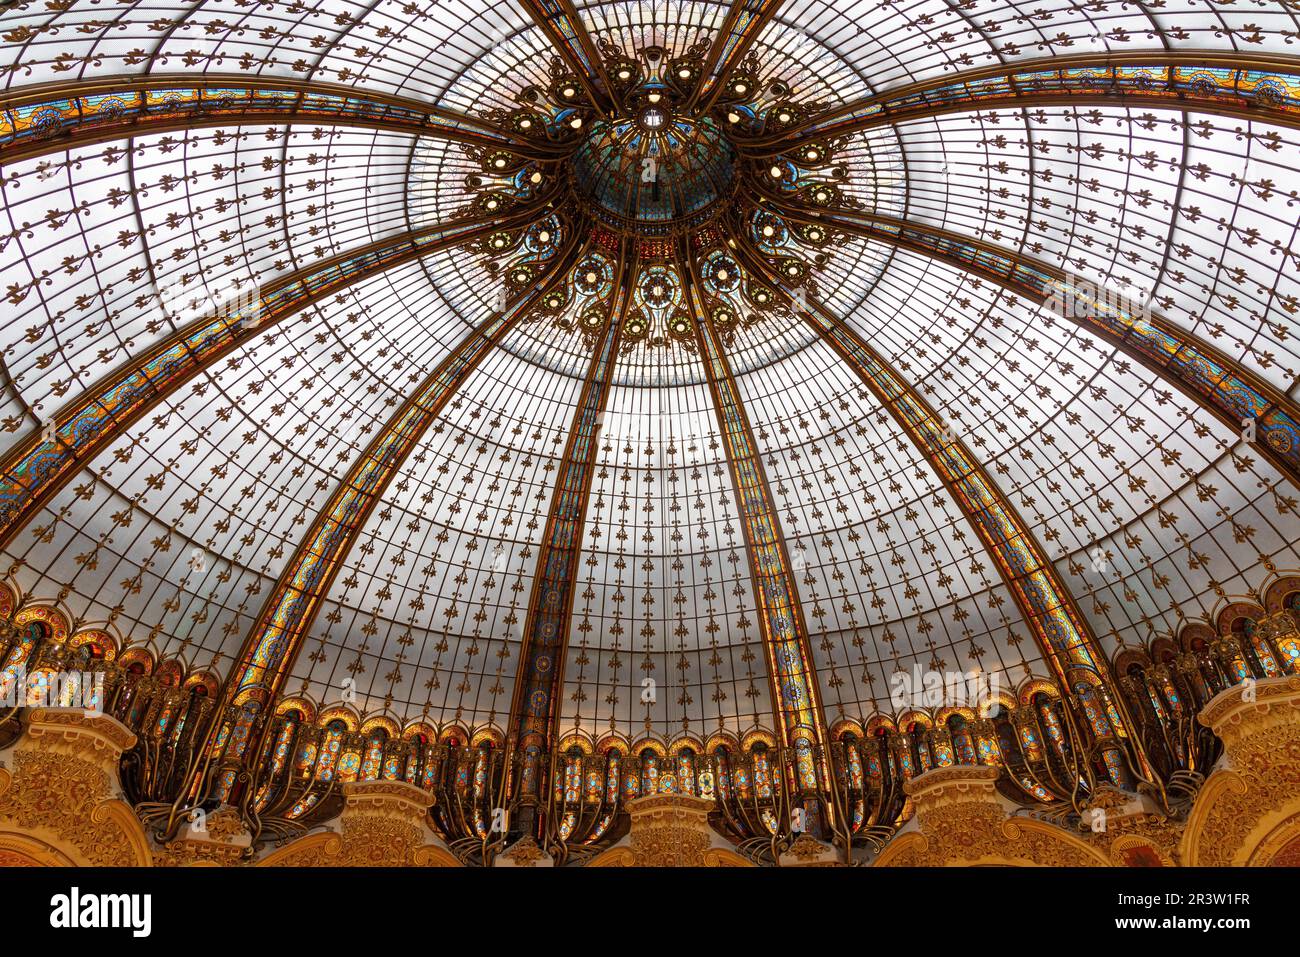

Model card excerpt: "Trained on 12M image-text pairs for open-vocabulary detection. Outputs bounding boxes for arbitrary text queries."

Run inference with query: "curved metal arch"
[724,226,1115,695]
[760,196,1300,489]
[0,73,566,167]
[508,238,635,754]
[515,0,617,113]
[228,226,592,710]
[689,0,788,115]
[681,241,828,752]
[0,202,547,550]
[728,226,1157,791]
[739,51,1300,153]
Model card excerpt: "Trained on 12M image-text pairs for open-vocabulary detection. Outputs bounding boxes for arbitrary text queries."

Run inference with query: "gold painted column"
[684,255,833,841]
[875,765,1112,866]
[259,779,458,866]
[587,793,754,866]
[0,708,152,866]
[1182,675,1300,865]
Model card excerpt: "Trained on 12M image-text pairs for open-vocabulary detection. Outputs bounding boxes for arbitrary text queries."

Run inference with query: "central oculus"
[569,108,736,236]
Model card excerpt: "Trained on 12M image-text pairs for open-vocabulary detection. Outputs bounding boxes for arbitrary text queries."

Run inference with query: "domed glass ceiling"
[0,0,1298,753]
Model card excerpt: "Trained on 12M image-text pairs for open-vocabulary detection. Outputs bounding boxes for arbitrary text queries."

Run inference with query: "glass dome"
[0,0,1297,762]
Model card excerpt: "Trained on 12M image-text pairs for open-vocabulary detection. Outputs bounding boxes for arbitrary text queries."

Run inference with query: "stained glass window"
[677,751,696,796]
[317,721,347,783]
[0,0,1297,865]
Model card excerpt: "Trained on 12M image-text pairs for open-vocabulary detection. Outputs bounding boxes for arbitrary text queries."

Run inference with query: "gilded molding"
[588,793,754,867]
[875,766,1112,866]
[258,779,457,867]
[1180,676,1300,865]
[0,708,152,867]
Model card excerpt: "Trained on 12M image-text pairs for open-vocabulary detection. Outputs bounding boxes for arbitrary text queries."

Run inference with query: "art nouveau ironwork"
[1,0,1299,866]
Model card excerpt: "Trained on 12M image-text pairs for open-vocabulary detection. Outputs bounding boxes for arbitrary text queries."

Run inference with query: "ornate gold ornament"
[0,0,1299,871]
[588,793,752,867]
[260,780,457,867]
[0,709,152,867]
[1180,676,1300,866]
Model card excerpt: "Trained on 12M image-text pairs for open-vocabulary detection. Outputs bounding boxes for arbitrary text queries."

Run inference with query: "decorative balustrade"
[1,584,1298,864]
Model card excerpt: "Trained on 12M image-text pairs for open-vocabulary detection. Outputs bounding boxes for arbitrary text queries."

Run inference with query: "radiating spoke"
[227,227,590,710]
[0,202,546,550]
[0,74,563,166]
[740,51,1300,153]
[510,238,636,754]
[683,242,828,752]
[727,227,1119,699]
[759,195,1300,489]
[515,0,616,114]
[690,0,788,115]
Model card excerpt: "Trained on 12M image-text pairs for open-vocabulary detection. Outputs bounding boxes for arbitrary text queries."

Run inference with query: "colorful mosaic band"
[729,235,1126,735]
[807,302,1105,683]
[512,278,627,747]
[0,213,507,550]
[233,231,586,707]
[777,204,1300,489]
[0,76,547,166]
[691,290,825,748]
[750,52,1300,149]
